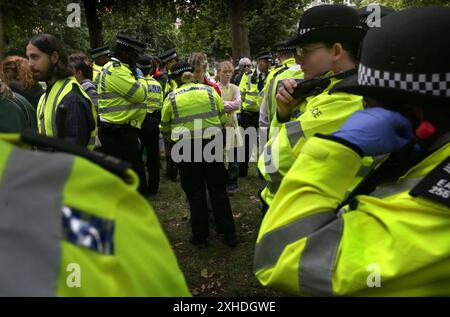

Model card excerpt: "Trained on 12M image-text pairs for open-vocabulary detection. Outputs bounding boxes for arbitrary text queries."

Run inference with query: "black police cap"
[171,61,193,78]
[255,51,273,62]
[116,34,146,53]
[335,7,450,108]
[159,47,178,64]
[286,4,365,47]
[137,55,153,69]
[90,45,110,59]
[274,39,296,52]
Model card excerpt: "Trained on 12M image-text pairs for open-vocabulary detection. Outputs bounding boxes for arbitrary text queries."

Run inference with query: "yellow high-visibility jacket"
[0,133,191,296]
[255,136,450,296]
[160,83,226,142]
[258,75,372,206]
[97,58,148,129]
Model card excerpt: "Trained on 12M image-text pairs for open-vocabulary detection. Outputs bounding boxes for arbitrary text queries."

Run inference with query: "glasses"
[296,46,328,58]
[243,64,252,68]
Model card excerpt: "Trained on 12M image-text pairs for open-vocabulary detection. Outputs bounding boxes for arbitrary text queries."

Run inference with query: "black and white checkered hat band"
[173,67,193,75]
[358,64,450,97]
[116,39,143,52]
[161,53,177,63]
[298,27,315,35]
[91,50,110,59]
[277,46,296,51]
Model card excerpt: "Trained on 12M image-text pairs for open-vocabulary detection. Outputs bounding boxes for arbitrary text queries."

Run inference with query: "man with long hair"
[26,33,97,148]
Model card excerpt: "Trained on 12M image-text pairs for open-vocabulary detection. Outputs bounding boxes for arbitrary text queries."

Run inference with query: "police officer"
[137,55,164,195]
[257,5,368,213]
[90,45,110,85]
[157,47,179,98]
[26,33,97,149]
[255,7,450,296]
[97,34,149,196]
[160,61,237,249]
[0,131,190,296]
[259,39,299,130]
[238,51,272,177]
[157,47,179,182]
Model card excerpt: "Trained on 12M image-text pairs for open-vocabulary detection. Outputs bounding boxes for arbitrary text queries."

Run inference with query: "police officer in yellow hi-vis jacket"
[97,34,149,196]
[157,47,179,99]
[157,47,180,182]
[26,33,97,149]
[0,131,190,296]
[257,5,369,214]
[90,45,110,86]
[238,51,272,177]
[259,39,300,131]
[160,61,237,249]
[255,7,450,296]
[137,55,164,195]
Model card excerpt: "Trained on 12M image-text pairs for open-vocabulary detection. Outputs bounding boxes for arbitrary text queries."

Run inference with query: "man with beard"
[26,33,97,148]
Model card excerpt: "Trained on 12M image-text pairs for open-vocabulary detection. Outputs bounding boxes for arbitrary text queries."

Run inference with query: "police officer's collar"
[16,130,134,183]
[110,57,131,69]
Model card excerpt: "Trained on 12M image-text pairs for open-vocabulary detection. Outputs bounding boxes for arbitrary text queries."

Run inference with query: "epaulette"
[328,70,358,95]
[410,156,450,208]
[273,66,288,79]
[112,61,121,68]
[20,130,133,183]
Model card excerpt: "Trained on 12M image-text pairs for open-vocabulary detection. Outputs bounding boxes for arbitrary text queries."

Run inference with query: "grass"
[149,161,284,297]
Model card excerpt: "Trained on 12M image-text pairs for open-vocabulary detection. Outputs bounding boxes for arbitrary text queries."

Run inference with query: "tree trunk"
[0,7,4,61]
[228,0,250,63]
[82,0,103,49]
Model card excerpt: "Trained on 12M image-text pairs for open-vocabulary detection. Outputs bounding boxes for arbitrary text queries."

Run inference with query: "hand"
[134,67,144,78]
[276,79,302,122]
[332,107,414,156]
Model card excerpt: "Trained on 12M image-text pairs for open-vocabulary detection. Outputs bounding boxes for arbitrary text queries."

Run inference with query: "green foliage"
[360,0,450,9]
[247,0,307,55]
[2,0,449,59]
[1,0,90,56]
[175,0,230,59]
[99,0,179,56]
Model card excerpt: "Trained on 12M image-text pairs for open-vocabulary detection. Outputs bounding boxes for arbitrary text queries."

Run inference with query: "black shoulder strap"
[20,130,133,182]
[273,66,288,78]
[338,134,450,211]
[337,142,424,211]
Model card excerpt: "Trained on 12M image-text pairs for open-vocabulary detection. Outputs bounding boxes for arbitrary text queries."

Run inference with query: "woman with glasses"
[257,4,370,213]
